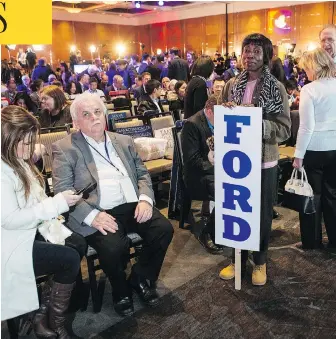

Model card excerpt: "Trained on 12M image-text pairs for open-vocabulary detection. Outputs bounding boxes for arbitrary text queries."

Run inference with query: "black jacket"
[38,105,72,128]
[184,77,208,119]
[181,110,214,191]
[138,62,149,75]
[168,57,190,82]
[137,95,163,115]
[146,64,162,81]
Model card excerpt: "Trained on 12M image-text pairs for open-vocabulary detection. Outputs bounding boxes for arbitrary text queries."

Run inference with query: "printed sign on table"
[214,106,262,251]
[116,125,153,139]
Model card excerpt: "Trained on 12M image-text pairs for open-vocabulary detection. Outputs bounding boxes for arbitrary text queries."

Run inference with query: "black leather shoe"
[129,275,160,307]
[197,230,224,255]
[113,297,134,317]
[273,209,280,219]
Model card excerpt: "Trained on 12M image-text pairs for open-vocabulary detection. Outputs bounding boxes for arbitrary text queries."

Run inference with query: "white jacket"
[1,160,69,321]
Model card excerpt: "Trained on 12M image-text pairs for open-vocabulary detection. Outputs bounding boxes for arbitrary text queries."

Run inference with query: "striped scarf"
[231,65,284,116]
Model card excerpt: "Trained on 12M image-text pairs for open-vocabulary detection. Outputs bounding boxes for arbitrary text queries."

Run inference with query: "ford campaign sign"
[215,106,262,251]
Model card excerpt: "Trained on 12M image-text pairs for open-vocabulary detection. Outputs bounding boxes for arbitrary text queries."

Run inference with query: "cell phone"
[75,183,96,195]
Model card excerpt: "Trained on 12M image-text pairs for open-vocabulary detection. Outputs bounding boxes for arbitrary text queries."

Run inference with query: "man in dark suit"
[146,56,162,81]
[138,53,152,74]
[223,57,240,82]
[137,79,164,115]
[52,92,173,317]
[181,95,223,254]
[78,74,90,93]
[3,61,23,85]
[133,72,151,102]
[168,47,190,82]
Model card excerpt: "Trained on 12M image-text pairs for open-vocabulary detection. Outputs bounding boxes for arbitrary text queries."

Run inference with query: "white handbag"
[285,168,313,197]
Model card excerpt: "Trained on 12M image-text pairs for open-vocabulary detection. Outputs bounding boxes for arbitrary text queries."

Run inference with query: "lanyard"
[82,132,124,176]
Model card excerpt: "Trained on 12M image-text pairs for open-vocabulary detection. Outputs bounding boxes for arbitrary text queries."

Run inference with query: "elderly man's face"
[320,28,336,58]
[114,78,124,89]
[22,76,30,86]
[101,75,108,85]
[75,101,106,139]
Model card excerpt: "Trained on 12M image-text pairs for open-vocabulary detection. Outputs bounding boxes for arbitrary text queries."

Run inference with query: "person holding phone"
[51,92,174,317]
[1,106,83,338]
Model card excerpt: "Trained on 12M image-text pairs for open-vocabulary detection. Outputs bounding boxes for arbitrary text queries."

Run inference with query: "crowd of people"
[1,23,336,338]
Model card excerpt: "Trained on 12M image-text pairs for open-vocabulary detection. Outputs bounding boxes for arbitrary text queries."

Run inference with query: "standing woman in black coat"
[184,55,215,119]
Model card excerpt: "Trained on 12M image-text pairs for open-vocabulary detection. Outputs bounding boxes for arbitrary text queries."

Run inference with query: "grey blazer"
[51,131,155,237]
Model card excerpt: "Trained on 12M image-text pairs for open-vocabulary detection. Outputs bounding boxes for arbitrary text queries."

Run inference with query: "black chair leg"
[86,256,106,313]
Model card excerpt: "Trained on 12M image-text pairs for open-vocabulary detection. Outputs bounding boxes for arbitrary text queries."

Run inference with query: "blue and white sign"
[215,106,262,251]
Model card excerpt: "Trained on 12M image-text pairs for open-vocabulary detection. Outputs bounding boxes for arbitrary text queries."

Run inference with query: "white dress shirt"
[82,132,153,226]
[151,96,162,113]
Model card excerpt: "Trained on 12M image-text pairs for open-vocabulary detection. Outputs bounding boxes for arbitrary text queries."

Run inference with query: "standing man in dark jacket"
[116,59,137,89]
[138,54,151,74]
[168,47,190,82]
[32,59,55,83]
[184,55,214,119]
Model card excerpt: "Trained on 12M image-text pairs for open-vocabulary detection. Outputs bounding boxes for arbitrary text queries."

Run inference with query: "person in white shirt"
[51,92,173,317]
[319,24,336,64]
[293,48,336,251]
[88,77,106,102]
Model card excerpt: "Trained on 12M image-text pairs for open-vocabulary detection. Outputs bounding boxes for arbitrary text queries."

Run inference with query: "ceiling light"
[32,45,44,51]
[70,45,77,52]
[66,8,82,13]
[135,2,141,8]
[60,0,81,3]
[157,49,162,55]
[89,45,97,53]
[116,44,126,55]
[158,1,164,6]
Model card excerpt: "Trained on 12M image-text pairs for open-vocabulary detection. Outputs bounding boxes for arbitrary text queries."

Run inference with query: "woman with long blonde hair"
[1,106,82,338]
[293,47,336,250]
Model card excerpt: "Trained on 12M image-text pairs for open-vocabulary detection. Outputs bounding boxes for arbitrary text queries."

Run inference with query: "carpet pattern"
[96,248,336,339]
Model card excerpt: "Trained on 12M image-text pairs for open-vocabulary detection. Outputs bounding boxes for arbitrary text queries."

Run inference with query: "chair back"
[150,115,174,132]
[40,130,68,173]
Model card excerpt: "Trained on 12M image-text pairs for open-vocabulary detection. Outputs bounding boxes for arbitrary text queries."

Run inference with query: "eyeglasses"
[81,110,104,120]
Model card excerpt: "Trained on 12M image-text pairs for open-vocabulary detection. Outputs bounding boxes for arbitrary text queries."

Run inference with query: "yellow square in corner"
[0,0,52,44]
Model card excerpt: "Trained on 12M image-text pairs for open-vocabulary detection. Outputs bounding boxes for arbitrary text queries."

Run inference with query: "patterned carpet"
[96,247,336,339]
[2,206,334,339]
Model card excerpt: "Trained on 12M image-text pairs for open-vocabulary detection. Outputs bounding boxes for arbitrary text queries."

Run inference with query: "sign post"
[214,106,262,290]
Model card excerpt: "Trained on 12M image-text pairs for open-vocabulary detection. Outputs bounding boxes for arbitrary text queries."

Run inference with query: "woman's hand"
[61,190,82,207]
[293,157,303,169]
[208,150,215,165]
[222,102,236,109]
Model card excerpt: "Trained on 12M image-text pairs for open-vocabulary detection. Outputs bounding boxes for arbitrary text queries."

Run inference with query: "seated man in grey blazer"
[51,92,173,317]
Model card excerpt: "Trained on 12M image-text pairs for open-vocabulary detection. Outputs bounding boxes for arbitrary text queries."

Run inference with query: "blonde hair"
[299,48,336,80]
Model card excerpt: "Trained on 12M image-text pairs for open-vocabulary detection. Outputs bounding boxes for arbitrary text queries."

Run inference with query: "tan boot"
[219,263,235,280]
[252,264,267,286]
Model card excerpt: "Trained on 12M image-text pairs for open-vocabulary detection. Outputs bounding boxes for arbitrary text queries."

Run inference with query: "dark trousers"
[299,150,336,248]
[187,174,216,241]
[232,166,277,265]
[86,203,173,298]
[33,240,81,284]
